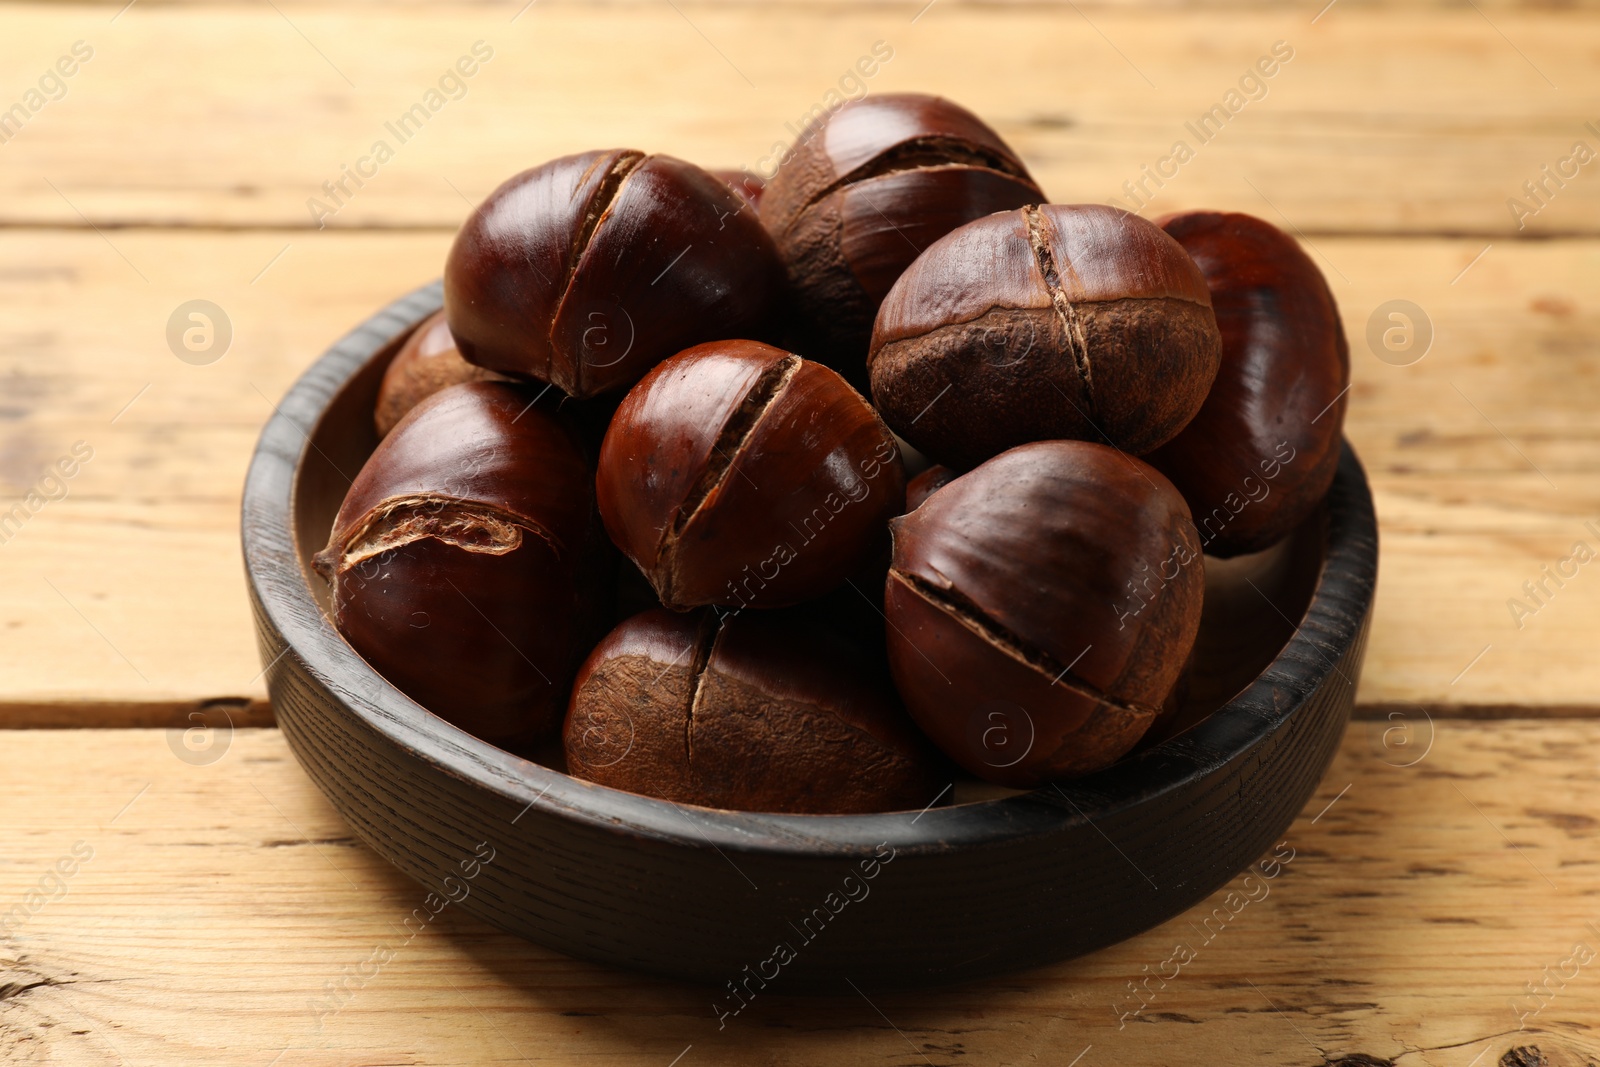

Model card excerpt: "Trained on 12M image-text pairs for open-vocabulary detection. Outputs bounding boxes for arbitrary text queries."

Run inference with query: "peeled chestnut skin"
[444,149,786,399]
[760,94,1044,388]
[374,310,504,438]
[564,607,942,813]
[315,381,610,747]
[597,339,905,610]
[1147,210,1351,558]
[869,204,1223,470]
[884,440,1204,788]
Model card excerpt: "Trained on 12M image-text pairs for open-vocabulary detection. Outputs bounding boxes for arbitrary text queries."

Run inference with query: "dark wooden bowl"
[243,280,1378,993]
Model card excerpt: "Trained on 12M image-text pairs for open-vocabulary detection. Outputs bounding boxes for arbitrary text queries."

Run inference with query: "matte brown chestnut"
[564,607,941,813]
[444,149,786,399]
[374,310,503,438]
[884,440,1204,788]
[868,204,1223,469]
[315,381,610,746]
[904,464,956,511]
[1146,210,1350,557]
[759,93,1044,387]
[597,339,904,610]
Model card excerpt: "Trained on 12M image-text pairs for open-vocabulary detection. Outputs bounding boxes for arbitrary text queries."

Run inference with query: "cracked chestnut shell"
[759,93,1044,387]
[374,310,504,438]
[1146,210,1351,557]
[884,440,1204,788]
[596,339,904,610]
[868,203,1223,470]
[444,149,786,399]
[314,381,610,746]
[564,607,941,813]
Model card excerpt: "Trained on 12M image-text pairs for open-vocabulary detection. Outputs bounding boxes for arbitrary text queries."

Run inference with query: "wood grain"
[2,723,1596,1064]
[0,232,1596,719]
[0,5,1597,233]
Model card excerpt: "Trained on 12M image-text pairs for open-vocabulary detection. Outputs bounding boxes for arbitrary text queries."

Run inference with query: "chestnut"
[883,440,1204,787]
[314,381,610,746]
[759,93,1044,387]
[564,607,942,813]
[868,204,1223,470]
[709,168,764,213]
[596,339,904,610]
[1146,210,1350,557]
[905,464,957,510]
[374,310,503,438]
[444,149,786,399]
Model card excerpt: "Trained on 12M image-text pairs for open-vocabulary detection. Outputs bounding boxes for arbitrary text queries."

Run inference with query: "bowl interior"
[286,289,1329,817]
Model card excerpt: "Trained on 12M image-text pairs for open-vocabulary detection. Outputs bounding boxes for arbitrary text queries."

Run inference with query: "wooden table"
[4,1,1599,1063]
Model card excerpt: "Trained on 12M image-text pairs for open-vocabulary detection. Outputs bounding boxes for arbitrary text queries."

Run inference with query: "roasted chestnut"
[315,381,610,745]
[444,149,786,399]
[709,168,764,213]
[596,339,904,610]
[868,203,1223,469]
[883,440,1204,787]
[759,93,1044,387]
[905,464,956,510]
[564,607,941,813]
[1146,210,1350,557]
[374,310,503,438]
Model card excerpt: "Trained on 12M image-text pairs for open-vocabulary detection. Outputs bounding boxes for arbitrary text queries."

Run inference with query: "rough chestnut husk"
[883,440,1204,787]
[564,607,942,813]
[596,339,905,610]
[315,381,610,746]
[1147,210,1350,557]
[444,149,786,399]
[868,203,1223,469]
[759,93,1044,388]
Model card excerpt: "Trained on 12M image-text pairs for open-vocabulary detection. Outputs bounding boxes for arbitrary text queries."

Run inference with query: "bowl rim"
[242,279,1378,859]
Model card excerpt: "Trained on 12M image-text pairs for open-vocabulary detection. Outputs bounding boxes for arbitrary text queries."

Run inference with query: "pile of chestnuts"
[314,92,1349,814]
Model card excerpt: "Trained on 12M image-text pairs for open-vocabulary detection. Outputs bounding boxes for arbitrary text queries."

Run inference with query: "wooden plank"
[0,230,1598,718]
[0,5,1597,233]
[2,723,1598,1064]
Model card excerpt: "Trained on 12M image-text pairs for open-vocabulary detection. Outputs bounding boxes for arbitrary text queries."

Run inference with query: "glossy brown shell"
[444,150,786,399]
[904,464,957,510]
[869,204,1223,468]
[759,94,1043,387]
[884,440,1204,787]
[315,381,606,745]
[1147,210,1351,558]
[596,340,905,609]
[564,608,940,814]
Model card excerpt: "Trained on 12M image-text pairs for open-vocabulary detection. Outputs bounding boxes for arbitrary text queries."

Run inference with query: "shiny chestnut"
[709,168,764,213]
[905,464,957,510]
[884,440,1204,787]
[444,149,785,399]
[314,381,609,746]
[760,93,1043,386]
[564,607,941,813]
[374,310,503,438]
[1146,210,1350,557]
[869,204,1223,469]
[597,339,904,610]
